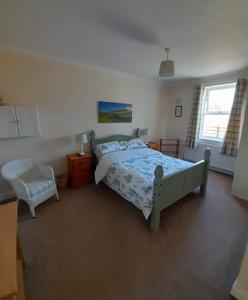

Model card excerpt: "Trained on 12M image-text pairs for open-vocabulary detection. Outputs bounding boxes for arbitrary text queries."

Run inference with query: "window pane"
[199,83,236,141]
[201,114,229,139]
[207,87,235,113]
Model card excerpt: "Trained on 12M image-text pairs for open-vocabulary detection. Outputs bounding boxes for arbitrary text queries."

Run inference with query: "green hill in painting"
[98,101,132,123]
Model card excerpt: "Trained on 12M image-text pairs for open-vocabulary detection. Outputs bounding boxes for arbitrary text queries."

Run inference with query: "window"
[199,82,236,143]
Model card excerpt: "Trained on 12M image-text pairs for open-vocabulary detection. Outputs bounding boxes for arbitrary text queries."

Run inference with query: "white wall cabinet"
[0,106,41,138]
[0,106,19,138]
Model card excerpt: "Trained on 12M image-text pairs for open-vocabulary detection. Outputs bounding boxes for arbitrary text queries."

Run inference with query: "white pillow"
[120,138,148,149]
[94,141,126,158]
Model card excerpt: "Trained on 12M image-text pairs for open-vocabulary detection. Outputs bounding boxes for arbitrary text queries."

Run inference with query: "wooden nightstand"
[67,153,93,188]
[147,142,160,151]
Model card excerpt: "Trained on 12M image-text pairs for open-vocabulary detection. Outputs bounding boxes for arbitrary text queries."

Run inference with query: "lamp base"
[79,144,86,156]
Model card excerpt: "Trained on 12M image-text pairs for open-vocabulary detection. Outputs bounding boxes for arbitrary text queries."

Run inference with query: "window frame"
[198,82,236,145]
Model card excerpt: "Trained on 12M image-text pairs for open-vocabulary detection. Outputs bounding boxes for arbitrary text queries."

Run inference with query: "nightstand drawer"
[73,168,92,177]
[72,162,92,172]
[72,159,92,169]
[71,175,92,188]
[67,153,93,188]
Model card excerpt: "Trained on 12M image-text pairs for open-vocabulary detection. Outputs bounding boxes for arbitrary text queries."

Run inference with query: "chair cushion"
[26,179,54,198]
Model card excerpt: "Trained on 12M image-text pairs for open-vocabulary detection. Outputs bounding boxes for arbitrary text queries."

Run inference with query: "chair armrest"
[10,179,31,200]
[30,160,56,184]
[38,164,56,182]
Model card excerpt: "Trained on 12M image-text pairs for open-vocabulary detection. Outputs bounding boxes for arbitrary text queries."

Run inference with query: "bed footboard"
[151,148,211,232]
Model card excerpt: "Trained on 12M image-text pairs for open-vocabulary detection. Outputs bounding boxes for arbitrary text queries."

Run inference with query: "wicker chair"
[1,159,59,217]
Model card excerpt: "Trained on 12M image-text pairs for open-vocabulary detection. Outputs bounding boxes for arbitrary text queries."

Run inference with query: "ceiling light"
[159,47,175,77]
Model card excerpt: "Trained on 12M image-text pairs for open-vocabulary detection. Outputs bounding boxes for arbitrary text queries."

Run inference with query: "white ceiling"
[0,0,248,80]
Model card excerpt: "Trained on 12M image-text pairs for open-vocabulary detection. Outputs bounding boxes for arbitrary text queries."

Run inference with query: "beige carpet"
[18,171,248,300]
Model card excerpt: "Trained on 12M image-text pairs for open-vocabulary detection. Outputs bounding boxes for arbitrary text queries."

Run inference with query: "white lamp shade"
[159,60,174,77]
[76,133,88,144]
[142,129,151,136]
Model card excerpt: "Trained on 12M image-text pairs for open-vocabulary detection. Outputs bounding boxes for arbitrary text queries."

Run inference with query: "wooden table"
[0,202,25,300]
[67,153,93,188]
[147,142,160,151]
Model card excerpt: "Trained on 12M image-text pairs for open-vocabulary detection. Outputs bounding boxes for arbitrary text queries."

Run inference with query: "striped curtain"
[185,85,204,148]
[221,79,247,156]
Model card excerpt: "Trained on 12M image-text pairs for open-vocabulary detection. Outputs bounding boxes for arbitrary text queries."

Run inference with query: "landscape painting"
[98,101,132,123]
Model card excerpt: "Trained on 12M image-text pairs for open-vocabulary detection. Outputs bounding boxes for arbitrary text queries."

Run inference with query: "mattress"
[95,148,193,219]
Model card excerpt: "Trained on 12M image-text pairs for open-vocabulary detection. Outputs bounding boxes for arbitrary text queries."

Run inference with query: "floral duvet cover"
[95,148,193,219]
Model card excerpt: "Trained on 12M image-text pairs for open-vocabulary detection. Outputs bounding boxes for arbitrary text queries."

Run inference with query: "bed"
[91,129,211,231]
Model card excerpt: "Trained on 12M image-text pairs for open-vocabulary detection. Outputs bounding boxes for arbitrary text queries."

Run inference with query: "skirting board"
[184,158,234,176]
[231,280,248,300]
[0,162,233,202]
[209,165,234,176]
[0,190,15,202]
[232,190,248,202]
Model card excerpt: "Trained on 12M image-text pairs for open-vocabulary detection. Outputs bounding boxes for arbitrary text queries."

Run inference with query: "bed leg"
[151,208,160,232]
[200,148,211,196]
[200,183,207,196]
[151,165,163,232]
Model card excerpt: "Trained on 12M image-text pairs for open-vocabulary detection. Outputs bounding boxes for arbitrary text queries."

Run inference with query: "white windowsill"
[198,138,223,147]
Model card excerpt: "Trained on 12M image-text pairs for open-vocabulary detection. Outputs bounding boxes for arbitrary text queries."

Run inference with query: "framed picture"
[175,105,182,117]
[98,101,132,123]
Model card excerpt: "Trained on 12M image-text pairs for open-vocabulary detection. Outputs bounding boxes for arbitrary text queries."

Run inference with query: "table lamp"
[76,133,88,155]
[142,129,151,144]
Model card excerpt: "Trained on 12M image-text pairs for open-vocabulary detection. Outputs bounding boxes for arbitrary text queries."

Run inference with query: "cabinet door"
[15,107,41,137]
[0,106,19,138]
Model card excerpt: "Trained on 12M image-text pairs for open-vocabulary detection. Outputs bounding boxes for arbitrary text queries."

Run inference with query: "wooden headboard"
[90,128,141,148]
[90,128,141,167]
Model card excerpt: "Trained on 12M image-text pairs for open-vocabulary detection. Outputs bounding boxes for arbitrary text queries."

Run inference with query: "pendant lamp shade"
[159,60,174,77]
[159,48,175,77]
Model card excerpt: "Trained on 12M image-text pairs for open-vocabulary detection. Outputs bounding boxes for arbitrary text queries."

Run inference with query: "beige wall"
[232,98,248,201]
[165,68,248,173]
[0,51,167,198]
[2,51,247,199]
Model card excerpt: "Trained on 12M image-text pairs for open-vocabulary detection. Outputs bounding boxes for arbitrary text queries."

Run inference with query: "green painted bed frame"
[91,129,211,232]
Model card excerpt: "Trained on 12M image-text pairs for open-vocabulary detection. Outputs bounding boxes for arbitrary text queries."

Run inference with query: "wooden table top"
[67,153,92,160]
[0,202,18,298]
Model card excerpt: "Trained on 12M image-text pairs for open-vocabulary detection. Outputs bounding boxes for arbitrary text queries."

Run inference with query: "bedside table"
[147,142,160,151]
[67,153,93,188]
